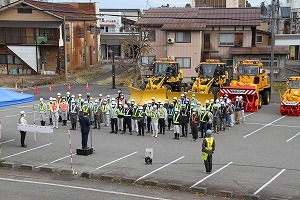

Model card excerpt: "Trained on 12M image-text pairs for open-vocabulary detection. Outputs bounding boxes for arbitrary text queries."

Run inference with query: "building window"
[256,35,263,43]
[17,8,32,14]
[175,57,191,68]
[0,55,6,64]
[141,56,156,66]
[175,32,191,43]
[0,54,22,64]
[219,33,234,46]
[142,30,156,42]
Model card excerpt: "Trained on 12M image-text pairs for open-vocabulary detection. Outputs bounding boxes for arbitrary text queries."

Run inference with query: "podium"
[76,148,93,156]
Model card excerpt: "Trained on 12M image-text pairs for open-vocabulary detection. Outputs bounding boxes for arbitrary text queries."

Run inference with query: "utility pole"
[270,0,276,91]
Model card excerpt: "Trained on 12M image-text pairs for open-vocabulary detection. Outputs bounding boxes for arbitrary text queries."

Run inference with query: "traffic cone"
[20,88,24,93]
[35,86,40,94]
[48,85,53,92]
[85,82,89,90]
[68,83,72,91]
[15,82,18,90]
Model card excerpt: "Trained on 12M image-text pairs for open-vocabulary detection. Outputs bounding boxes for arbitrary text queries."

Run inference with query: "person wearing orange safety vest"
[60,97,69,126]
[202,129,215,174]
[51,98,59,129]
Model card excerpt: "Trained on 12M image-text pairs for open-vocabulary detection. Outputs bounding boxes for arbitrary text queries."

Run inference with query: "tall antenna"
[146,0,150,9]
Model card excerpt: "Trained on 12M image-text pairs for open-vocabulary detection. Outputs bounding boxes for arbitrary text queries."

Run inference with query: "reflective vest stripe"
[205,137,214,151]
[173,114,180,123]
[201,113,207,122]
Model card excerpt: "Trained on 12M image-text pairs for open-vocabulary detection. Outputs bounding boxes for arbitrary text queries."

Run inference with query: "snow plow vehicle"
[128,58,185,105]
[280,76,300,116]
[220,60,271,112]
[188,59,228,104]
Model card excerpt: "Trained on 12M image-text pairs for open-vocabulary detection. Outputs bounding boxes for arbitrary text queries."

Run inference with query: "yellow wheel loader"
[187,59,228,105]
[280,76,300,116]
[220,60,271,112]
[129,58,185,105]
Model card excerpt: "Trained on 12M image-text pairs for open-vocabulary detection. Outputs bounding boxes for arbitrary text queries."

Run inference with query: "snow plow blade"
[166,92,184,102]
[220,85,258,112]
[187,92,215,105]
[280,101,300,116]
[128,85,167,105]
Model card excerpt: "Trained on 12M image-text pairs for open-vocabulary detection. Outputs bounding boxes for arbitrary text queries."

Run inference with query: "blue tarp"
[0,88,34,108]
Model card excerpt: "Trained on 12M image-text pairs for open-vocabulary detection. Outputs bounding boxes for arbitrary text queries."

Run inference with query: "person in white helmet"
[123,104,133,134]
[158,102,167,135]
[39,98,47,126]
[51,98,59,129]
[117,103,124,131]
[77,94,83,111]
[101,99,110,127]
[60,97,69,126]
[151,105,159,138]
[56,93,62,123]
[131,103,139,134]
[172,108,181,140]
[137,106,146,136]
[233,96,241,125]
[109,101,118,134]
[93,99,101,129]
[69,99,79,130]
[145,101,153,133]
[19,111,28,147]
[47,97,53,125]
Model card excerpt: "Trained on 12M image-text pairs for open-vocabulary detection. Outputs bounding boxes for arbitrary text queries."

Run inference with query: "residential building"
[99,9,141,60]
[0,0,97,74]
[192,0,245,8]
[137,7,289,80]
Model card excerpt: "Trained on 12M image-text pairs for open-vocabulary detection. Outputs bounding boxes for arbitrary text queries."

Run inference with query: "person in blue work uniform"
[202,129,215,174]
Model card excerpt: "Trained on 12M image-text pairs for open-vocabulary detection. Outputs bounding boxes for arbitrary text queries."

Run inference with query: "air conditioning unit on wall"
[167,38,174,44]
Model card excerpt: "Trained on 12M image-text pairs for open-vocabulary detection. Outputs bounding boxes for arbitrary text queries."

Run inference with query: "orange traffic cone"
[48,85,53,92]
[20,88,24,93]
[68,83,72,91]
[35,86,40,94]
[85,82,89,90]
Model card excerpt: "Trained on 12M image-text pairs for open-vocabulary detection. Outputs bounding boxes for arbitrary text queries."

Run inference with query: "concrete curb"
[120,177,135,184]
[190,186,207,195]
[20,164,35,171]
[0,162,15,169]
[143,180,158,187]
[100,175,114,181]
[40,166,55,173]
[60,169,77,175]
[81,172,92,179]
[243,194,260,200]
[166,183,182,191]
[218,190,233,198]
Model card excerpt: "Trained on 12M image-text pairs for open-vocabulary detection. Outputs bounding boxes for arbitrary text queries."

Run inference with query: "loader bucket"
[220,85,258,112]
[128,86,167,105]
[187,92,215,105]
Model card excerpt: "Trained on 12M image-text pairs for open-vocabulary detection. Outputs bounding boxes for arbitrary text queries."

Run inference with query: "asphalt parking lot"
[0,85,299,200]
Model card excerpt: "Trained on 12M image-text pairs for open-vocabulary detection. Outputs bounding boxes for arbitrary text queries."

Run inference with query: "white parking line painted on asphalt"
[90,151,138,172]
[0,105,32,112]
[286,131,300,142]
[245,122,300,128]
[253,169,286,195]
[1,143,52,159]
[243,116,286,138]
[0,177,170,200]
[36,153,76,168]
[5,111,33,118]
[0,139,15,145]
[135,156,185,182]
[190,162,233,188]
[244,113,255,118]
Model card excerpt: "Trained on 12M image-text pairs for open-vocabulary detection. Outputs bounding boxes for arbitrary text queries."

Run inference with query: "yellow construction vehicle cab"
[129,58,185,105]
[280,76,300,116]
[188,59,228,104]
[220,60,271,112]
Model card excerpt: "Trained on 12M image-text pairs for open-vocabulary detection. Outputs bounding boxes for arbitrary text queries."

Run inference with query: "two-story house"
[138,7,289,80]
[0,0,97,74]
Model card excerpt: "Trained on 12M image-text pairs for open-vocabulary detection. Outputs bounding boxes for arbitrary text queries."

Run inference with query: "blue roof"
[0,88,34,108]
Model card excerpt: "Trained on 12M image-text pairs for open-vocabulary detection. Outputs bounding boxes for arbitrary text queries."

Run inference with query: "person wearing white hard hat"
[145,101,153,133]
[60,97,69,126]
[109,101,118,134]
[199,107,209,138]
[233,96,241,125]
[117,103,124,132]
[167,102,174,131]
[190,93,198,106]
[151,105,159,138]
[137,106,145,136]
[39,98,47,126]
[190,108,200,141]
[212,104,221,134]
[101,99,110,127]
[219,101,227,132]
[47,97,53,125]
[77,94,83,111]
[56,93,62,123]
[51,98,59,129]
[204,100,211,112]
[19,111,28,148]
[93,99,101,130]
[158,102,167,135]
[69,99,78,130]
[172,108,181,140]
[131,103,139,134]
[80,101,90,118]
[122,104,133,134]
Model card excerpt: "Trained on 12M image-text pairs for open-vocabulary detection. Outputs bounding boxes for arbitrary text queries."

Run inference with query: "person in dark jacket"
[79,114,91,149]
[190,108,200,141]
[199,107,209,138]
[202,129,215,174]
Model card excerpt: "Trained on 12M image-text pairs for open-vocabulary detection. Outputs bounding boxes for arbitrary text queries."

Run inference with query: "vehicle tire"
[163,84,172,92]
[263,91,270,105]
[258,94,262,109]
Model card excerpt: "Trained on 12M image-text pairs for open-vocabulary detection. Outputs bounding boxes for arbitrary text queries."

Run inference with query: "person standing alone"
[202,130,215,174]
[19,111,27,148]
[79,114,91,149]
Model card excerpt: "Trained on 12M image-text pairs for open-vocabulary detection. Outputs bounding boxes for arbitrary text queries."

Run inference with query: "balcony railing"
[0,35,58,45]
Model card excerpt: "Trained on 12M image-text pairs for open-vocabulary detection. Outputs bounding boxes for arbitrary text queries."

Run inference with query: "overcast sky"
[100,0,271,9]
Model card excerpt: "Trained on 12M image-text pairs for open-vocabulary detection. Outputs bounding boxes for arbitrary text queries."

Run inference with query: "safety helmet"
[153,105,157,109]
[221,102,225,105]
[210,99,214,103]
[95,99,99,103]
[99,94,103,97]
[215,99,220,103]
[20,111,25,115]
[197,102,201,105]
[239,96,243,99]
[57,93,61,96]
[165,99,169,103]
[205,100,209,104]
[49,97,52,101]
[174,108,179,112]
[87,92,90,96]
[206,129,212,135]
[66,92,70,95]
[193,108,197,112]
[107,95,110,98]
[191,103,195,106]
[151,97,155,100]
[84,101,88,104]
[71,95,75,98]
[144,101,147,105]
[139,106,143,110]
[192,94,196,97]
[78,94,82,97]
[112,101,117,105]
[148,101,152,104]
[157,99,161,103]
[181,94,184,97]
[131,99,135,102]
[186,99,190,102]
[173,97,177,100]
[40,98,44,101]
[111,97,115,101]
[184,92,188,95]
[201,107,205,111]
[124,104,128,109]
[119,103,123,106]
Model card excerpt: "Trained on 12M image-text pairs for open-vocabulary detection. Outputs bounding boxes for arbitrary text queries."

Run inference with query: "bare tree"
[121,25,153,87]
